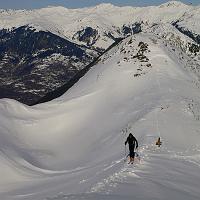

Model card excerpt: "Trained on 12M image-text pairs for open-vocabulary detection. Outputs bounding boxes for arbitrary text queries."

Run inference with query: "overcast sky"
[0,0,199,10]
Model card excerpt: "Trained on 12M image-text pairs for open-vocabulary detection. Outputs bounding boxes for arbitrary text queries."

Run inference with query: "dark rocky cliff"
[0,26,98,105]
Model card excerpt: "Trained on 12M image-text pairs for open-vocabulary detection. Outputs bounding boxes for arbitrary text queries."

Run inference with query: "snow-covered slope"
[0,32,200,199]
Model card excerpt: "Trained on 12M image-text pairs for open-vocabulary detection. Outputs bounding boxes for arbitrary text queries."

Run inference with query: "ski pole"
[124,144,127,162]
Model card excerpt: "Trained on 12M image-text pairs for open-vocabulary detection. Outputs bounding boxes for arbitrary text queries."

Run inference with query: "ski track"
[42,146,200,200]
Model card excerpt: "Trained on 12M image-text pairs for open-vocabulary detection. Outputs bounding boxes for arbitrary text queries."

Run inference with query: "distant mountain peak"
[93,3,116,9]
[159,1,187,8]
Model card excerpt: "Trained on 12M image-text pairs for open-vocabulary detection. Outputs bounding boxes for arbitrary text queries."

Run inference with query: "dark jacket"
[125,133,138,151]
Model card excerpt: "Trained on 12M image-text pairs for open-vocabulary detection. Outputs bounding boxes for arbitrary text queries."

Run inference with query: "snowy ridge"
[1,1,200,106]
[0,32,200,199]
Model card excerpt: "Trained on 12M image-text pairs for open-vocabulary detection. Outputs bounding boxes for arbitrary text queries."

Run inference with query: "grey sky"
[0,0,199,10]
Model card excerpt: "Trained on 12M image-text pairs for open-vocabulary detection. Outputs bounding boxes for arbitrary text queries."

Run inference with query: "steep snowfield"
[0,1,199,49]
[0,33,200,199]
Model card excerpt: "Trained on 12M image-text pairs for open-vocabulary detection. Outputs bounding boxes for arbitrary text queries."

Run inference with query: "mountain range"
[0,1,199,104]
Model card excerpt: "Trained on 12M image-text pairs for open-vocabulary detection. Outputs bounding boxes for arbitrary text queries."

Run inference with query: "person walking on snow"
[125,133,138,163]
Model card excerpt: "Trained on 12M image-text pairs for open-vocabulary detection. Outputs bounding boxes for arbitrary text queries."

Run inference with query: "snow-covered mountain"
[0,1,200,105]
[0,3,200,198]
[0,1,199,48]
[0,25,200,200]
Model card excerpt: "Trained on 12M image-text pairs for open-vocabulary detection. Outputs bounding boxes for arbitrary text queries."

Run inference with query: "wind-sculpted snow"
[0,33,200,199]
